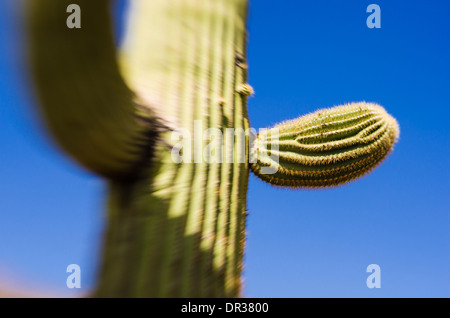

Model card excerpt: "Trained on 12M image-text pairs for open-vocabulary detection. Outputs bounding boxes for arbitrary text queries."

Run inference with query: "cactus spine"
[250,102,399,188]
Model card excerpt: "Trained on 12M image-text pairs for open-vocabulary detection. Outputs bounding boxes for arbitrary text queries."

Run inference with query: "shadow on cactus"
[25,0,399,297]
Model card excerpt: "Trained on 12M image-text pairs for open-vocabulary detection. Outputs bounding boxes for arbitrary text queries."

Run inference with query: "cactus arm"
[26,0,156,180]
[95,0,250,297]
[250,102,400,188]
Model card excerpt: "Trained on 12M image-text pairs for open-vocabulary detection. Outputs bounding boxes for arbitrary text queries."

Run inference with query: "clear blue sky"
[1,0,449,297]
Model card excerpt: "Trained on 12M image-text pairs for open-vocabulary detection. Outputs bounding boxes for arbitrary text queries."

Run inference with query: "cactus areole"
[26,0,399,297]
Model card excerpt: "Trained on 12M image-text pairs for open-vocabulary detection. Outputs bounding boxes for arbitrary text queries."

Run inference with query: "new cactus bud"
[250,102,400,188]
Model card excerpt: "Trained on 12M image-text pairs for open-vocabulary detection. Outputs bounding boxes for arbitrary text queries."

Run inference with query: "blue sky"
[1,0,449,297]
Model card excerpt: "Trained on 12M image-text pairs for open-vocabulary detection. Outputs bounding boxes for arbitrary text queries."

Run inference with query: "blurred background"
[1,0,449,297]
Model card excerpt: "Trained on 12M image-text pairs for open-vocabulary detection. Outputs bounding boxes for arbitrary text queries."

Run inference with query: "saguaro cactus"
[26,0,399,297]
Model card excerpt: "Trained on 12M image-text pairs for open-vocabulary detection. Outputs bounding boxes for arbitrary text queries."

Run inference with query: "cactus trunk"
[92,0,250,297]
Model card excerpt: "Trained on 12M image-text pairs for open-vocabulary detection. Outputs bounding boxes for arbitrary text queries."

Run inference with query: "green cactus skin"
[250,102,400,188]
[26,0,157,181]
[26,0,399,298]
